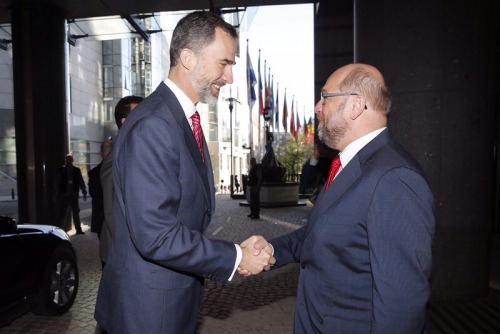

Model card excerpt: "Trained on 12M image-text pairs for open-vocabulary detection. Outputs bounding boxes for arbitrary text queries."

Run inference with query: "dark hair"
[114,95,144,128]
[170,11,238,67]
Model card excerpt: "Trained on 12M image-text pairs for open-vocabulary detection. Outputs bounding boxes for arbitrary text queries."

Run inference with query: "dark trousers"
[91,198,104,238]
[249,187,260,217]
[58,194,83,232]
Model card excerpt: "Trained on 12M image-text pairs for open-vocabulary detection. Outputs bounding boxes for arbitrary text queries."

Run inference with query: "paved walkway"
[1,195,499,333]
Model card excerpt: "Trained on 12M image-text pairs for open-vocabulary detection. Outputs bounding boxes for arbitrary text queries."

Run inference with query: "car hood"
[18,224,71,241]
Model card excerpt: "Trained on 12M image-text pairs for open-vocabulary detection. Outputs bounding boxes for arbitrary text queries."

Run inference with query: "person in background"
[246,63,435,333]
[234,175,240,193]
[88,140,113,238]
[54,154,87,234]
[247,157,263,219]
[299,140,334,203]
[95,11,274,334]
[99,95,143,268]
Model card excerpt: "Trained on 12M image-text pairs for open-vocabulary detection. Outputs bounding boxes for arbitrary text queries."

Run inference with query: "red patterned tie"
[191,111,204,161]
[324,155,341,190]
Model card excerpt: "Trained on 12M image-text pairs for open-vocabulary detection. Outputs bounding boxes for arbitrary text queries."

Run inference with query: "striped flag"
[258,50,263,115]
[290,96,296,140]
[282,89,288,132]
[246,42,257,109]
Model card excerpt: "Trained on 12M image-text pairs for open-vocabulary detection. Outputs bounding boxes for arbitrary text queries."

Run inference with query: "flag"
[290,96,296,140]
[308,117,314,135]
[282,89,288,132]
[306,116,314,142]
[258,50,263,115]
[275,83,280,132]
[304,115,310,137]
[296,103,301,139]
[303,113,307,137]
[246,42,257,110]
[264,61,271,121]
[268,74,274,127]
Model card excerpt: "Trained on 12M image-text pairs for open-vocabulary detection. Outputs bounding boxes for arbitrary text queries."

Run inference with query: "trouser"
[249,187,260,217]
[58,194,83,232]
[91,198,104,237]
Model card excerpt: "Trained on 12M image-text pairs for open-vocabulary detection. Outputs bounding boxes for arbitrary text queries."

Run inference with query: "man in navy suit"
[95,11,274,333]
[246,63,435,333]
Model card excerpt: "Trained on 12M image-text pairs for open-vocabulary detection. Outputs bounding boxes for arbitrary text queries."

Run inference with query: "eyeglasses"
[320,91,367,110]
[321,92,359,99]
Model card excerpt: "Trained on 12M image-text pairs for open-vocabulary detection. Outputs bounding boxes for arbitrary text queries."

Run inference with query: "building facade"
[0,10,257,197]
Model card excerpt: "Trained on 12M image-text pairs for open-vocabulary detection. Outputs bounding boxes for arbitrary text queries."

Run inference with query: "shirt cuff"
[228,244,242,281]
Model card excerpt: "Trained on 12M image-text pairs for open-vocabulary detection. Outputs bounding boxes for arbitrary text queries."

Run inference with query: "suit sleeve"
[77,169,87,195]
[100,152,113,236]
[367,167,435,333]
[117,115,236,282]
[270,226,306,267]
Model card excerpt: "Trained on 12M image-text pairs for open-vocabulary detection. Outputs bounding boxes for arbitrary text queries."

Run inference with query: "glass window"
[103,65,113,98]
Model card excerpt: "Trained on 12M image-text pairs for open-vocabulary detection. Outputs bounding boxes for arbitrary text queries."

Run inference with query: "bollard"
[11,188,14,200]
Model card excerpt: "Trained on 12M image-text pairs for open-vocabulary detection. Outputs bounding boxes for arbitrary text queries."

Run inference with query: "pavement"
[0,194,499,333]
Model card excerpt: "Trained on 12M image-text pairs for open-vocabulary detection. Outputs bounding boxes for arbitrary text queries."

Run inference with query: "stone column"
[11,3,68,224]
[354,0,498,300]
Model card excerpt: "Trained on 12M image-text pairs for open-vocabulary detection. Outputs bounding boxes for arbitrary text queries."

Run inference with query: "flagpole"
[247,40,253,159]
[258,49,262,160]
[262,59,267,159]
[275,82,279,153]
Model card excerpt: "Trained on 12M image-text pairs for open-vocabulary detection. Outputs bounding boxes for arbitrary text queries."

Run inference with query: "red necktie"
[191,111,204,161]
[324,155,341,190]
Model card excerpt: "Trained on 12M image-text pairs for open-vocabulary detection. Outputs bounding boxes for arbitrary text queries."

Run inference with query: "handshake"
[237,235,275,277]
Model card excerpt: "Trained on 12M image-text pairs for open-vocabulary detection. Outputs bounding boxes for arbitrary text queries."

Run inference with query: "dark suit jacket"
[95,82,237,333]
[271,129,435,333]
[88,162,104,233]
[99,151,113,262]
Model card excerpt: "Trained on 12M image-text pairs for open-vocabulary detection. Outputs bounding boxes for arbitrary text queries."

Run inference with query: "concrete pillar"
[11,3,68,224]
[355,0,498,300]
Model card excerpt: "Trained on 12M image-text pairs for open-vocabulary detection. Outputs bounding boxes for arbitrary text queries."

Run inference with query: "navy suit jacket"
[95,82,237,333]
[271,129,435,333]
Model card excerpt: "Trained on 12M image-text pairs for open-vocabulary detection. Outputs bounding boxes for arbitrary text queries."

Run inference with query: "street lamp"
[225,96,240,197]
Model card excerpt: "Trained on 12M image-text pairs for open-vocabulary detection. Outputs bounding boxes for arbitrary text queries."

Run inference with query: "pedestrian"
[54,154,88,234]
[95,11,274,334]
[88,140,113,238]
[245,63,435,333]
[234,175,240,193]
[99,95,143,268]
[247,157,263,219]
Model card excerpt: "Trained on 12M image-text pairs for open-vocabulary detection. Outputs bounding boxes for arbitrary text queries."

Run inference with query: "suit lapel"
[305,129,392,235]
[157,83,212,206]
[306,156,362,233]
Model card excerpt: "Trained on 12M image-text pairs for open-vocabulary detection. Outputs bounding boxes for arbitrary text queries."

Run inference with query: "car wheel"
[33,245,79,316]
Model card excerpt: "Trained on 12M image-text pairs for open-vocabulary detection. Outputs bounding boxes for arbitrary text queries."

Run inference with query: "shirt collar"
[164,78,197,120]
[339,127,386,168]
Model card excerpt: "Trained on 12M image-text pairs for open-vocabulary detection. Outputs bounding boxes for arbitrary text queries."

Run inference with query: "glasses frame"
[321,92,359,99]
[320,92,367,110]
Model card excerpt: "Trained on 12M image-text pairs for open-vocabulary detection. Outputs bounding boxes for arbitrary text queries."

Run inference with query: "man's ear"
[350,95,366,120]
[180,48,196,70]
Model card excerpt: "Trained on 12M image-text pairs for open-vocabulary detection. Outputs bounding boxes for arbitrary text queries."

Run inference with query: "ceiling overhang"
[0,0,316,24]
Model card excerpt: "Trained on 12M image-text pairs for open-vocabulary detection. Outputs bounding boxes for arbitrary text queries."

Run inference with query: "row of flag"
[246,42,314,142]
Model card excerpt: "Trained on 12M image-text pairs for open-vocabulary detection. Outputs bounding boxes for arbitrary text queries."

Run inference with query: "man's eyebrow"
[220,58,236,65]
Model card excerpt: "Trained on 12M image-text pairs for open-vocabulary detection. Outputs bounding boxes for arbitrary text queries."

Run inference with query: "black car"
[0,216,79,326]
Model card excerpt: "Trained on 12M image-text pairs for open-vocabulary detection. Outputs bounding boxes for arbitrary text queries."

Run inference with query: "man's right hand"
[237,235,275,276]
